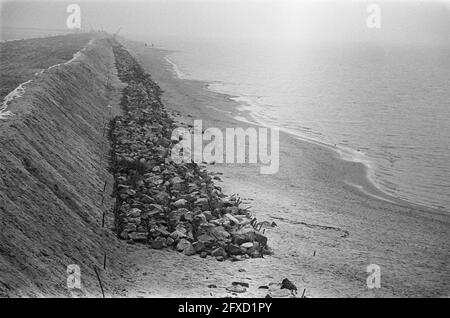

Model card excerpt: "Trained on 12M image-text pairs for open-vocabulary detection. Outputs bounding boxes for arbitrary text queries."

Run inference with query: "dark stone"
[281,278,297,292]
[232,282,249,288]
[227,244,245,255]
[211,247,227,258]
[197,234,215,247]
[151,239,165,249]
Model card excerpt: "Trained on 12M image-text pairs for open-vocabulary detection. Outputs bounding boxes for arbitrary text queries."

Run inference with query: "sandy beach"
[116,38,450,298]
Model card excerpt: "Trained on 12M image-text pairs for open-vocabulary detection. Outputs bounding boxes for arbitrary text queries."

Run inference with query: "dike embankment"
[0,35,125,297]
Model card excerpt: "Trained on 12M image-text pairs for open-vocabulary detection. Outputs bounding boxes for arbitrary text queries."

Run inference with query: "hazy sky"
[1,0,449,45]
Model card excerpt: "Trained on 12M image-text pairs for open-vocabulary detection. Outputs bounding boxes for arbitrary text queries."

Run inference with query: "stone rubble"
[109,40,271,261]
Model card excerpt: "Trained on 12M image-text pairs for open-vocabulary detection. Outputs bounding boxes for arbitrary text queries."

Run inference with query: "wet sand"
[119,38,449,298]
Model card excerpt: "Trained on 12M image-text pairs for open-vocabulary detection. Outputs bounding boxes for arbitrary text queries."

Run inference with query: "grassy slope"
[0,34,126,297]
[0,34,92,100]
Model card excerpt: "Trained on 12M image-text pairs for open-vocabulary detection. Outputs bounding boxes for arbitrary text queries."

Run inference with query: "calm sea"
[156,37,450,213]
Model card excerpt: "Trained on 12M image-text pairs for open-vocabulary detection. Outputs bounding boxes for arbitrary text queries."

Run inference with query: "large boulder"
[183,243,196,256]
[126,208,141,218]
[227,244,245,256]
[231,227,267,246]
[209,226,231,243]
[211,247,227,258]
[129,232,148,242]
[173,198,188,208]
[197,234,215,247]
[176,238,191,252]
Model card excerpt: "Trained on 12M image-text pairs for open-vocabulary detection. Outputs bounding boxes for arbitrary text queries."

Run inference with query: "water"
[159,37,450,212]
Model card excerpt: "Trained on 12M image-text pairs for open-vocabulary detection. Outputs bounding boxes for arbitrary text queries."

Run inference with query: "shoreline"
[162,48,448,219]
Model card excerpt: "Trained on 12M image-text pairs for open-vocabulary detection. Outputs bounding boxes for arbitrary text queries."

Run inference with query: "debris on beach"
[226,285,247,293]
[255,280,298,298]
[281,278,298,296]
[108,40,270,261]
[232,281,250,288]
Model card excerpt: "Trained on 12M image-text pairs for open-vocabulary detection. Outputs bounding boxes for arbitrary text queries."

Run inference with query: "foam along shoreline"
[165,61,448,217]
[0,39,96,118]
[230,96,449,217]
[163,55,186,79]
